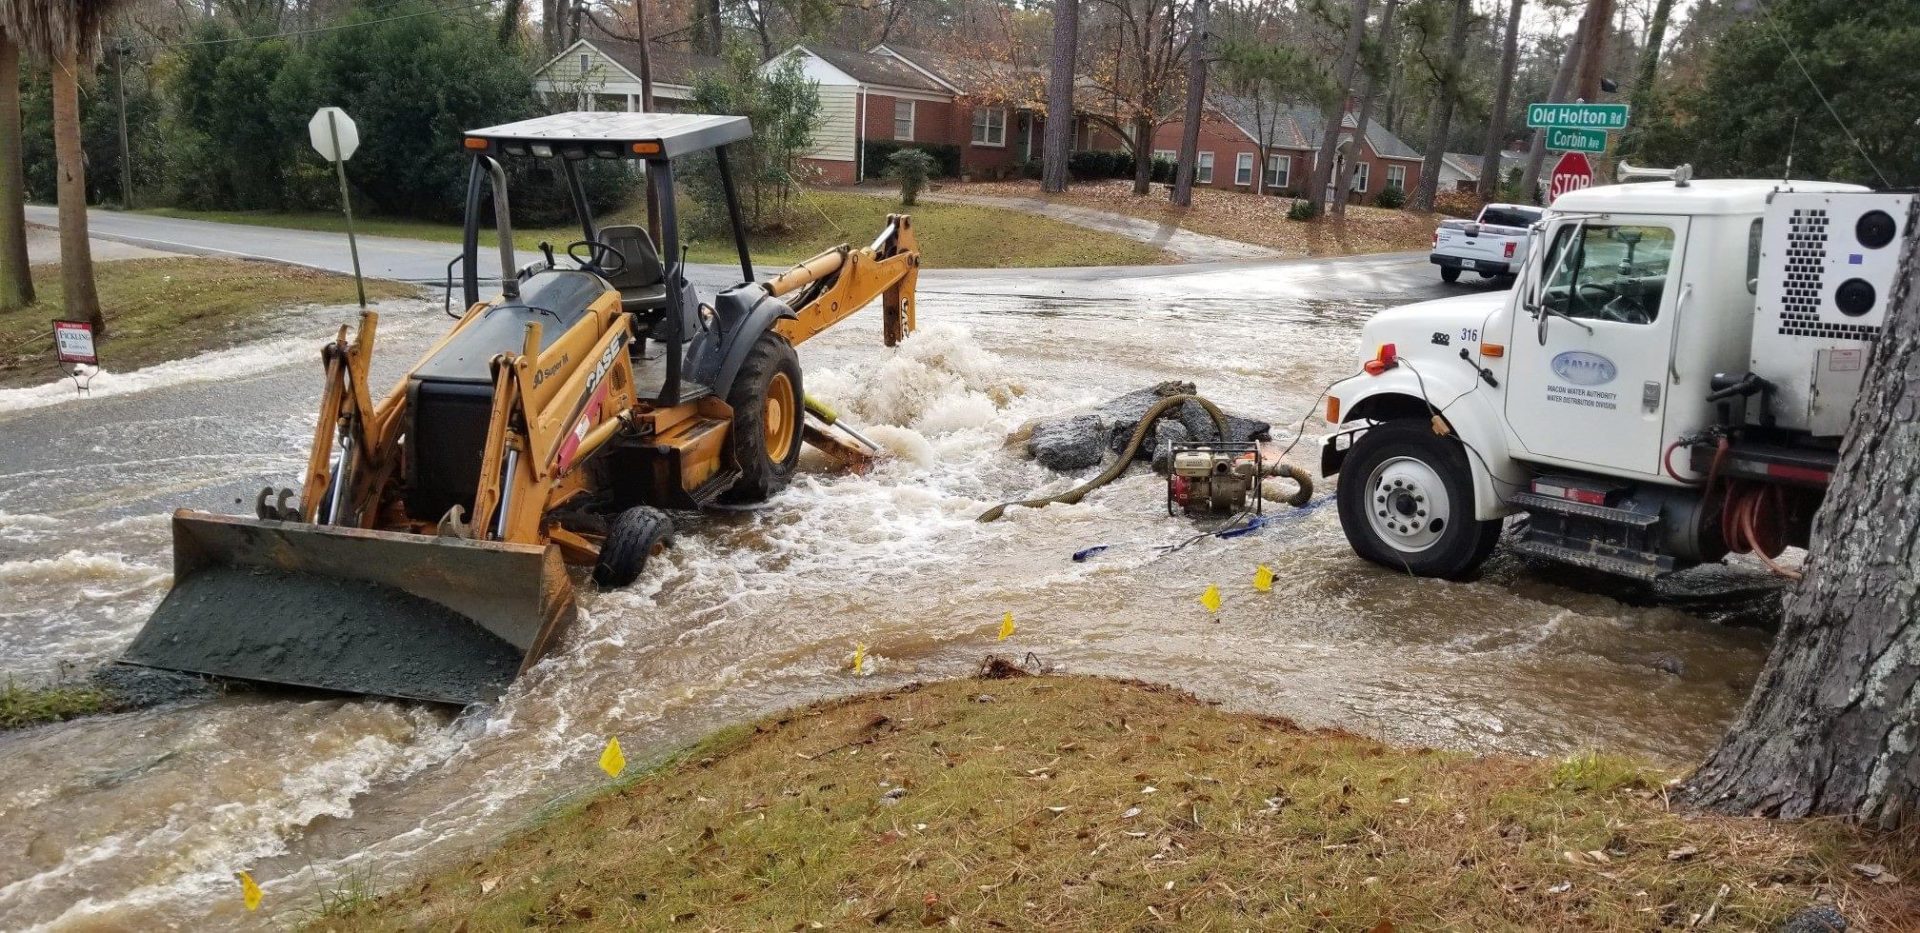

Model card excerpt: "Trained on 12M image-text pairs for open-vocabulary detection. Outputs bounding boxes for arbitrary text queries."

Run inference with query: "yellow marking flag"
[599,737,626,778]
[237,871,263,911]
[1200,584,1222,613]
[998,612,1016,640]
[851,642,867,674]
[1253,565,1274,592]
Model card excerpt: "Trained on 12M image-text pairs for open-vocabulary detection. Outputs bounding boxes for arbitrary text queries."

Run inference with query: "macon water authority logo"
[1551,350,1617,386]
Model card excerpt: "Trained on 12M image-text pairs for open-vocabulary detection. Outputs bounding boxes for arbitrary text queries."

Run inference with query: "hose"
[977,394,1312,522]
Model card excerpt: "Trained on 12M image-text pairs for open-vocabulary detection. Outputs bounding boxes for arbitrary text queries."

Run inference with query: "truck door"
[1504,216,1689,477]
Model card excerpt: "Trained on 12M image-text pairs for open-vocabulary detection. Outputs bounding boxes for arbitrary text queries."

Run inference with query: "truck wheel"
[721,331,804,503]
[594,506,673,588]
[1336,420,1501,580]
[1440,266,1461,283]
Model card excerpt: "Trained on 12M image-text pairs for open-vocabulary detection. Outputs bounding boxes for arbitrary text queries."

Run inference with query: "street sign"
[1548,152,1594,203]
[307,107,359,162]
[1546,126,1608,155]
[53,320,96,365]
[1526,102,1629,131]
[308,107,367,308]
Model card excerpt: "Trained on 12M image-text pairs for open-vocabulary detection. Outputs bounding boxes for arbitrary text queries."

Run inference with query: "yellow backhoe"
[121,113,919,704]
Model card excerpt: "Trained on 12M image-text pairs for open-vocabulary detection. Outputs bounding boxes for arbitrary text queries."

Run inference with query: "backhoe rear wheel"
[722,331,804,503]
[594,506,673,588]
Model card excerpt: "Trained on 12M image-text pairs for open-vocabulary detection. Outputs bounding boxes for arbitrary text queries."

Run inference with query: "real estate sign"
[1526,102,1630,131]
[1545,127,1608,154]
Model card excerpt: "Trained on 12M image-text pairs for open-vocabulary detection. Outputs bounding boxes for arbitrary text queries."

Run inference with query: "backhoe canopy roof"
[462,112,752,161]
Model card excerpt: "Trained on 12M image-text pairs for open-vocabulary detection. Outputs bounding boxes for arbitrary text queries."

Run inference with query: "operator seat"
[599,224,668,314]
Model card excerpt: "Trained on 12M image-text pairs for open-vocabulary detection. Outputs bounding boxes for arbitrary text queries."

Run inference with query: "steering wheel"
[1597,296,1650,325]
[567,239,627,277]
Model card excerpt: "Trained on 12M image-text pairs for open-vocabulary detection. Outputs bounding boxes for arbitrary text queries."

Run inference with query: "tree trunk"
[1621,0,1674,161]
[1130,114,1153,196]
[1409,0,1468,214]
[51,44,102,335]
[1336,0,1398,216]
[1041,0,1079,194]
[1572,0,1616,103]
[0,36,34,309]
[1477,0,1523,202]
[1169,0,1208,207]
[1682,200,1920,831]
[1308,0,1369,217]
[1521,17,1584,205]
[694,0,723,55]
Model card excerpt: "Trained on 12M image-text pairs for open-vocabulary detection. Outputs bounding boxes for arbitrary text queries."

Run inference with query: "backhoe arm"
[770,214,918,348]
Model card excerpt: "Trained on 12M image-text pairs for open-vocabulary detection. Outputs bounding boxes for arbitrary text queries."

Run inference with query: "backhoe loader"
[121,113,919,704]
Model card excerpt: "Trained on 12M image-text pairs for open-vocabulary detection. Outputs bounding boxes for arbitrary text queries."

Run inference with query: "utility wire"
[131,0,499,50]
[1754,0,1890,188]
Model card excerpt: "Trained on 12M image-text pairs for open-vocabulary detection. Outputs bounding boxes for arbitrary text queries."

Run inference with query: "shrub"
[1286,199,1317,221]
[885,148,938,205]
[690,46,823,231]
[1150,156,1175,183]
[1374,185,1406,209]
[1068,150,1135,179]
[1018,158,1043,180]
[863,141,961,179]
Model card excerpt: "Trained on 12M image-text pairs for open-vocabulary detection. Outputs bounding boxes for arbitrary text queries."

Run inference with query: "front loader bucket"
[121,511,576,705]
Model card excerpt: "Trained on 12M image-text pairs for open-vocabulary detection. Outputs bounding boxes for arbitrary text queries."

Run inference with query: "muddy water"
[0,257,1777,928]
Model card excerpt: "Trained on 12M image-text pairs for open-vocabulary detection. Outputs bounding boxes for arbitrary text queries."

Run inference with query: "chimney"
[1344,96,1360,114]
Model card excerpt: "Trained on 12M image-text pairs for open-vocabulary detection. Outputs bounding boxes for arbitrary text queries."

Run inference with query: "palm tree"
[0,0,122,335]
[0,22,33,309]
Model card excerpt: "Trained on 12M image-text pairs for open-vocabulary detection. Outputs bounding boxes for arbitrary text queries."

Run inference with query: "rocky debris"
[1779,905,1848,932]
[1649,654,1686,677]
[1025,381,1272,474]
[90,665,221,709]
[1029,413,1109,472]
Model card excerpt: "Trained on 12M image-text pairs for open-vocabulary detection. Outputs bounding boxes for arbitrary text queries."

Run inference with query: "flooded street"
[0,254,1778,928]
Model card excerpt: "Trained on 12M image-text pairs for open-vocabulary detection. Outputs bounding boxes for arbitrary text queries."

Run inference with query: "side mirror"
[1536,304,1551,344]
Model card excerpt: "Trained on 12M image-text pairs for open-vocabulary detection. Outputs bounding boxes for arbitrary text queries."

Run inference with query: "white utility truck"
[1430,203,1544,285]
[1323,172,1910,580]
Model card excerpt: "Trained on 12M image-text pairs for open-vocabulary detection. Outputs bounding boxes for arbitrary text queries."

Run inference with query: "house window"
[1266,153,1290,190]
[1351,161,1370,193]
[580,53,590,75]
[1152,149,1175,162]
[1386,163,1406,191]
[972,107,1006,146]
[1196,151,1214,184]
[1235,152,1254,186]
[894,100,915,141]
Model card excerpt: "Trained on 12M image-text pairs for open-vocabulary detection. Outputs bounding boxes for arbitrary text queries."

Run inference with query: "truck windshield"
[1539,223,1676,325]
[1480,207,1542,228]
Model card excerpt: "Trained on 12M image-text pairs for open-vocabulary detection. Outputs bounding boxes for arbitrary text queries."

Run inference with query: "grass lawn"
[140,188,1170,271]
[324,672,1916,931]
[962,179,1440,257]
[0,680,110,730]
[0,258,417,388]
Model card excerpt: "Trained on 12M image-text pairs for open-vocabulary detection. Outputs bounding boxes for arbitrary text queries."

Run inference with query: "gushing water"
[0,263,1776,928]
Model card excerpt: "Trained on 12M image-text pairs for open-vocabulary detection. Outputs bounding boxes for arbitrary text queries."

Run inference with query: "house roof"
[569,25,723,88]
[1210,94,1309,149]
[1443,151,1525,180]
[1289,105,1422,160]
[802,45,947,93]
[875,45,1043,102]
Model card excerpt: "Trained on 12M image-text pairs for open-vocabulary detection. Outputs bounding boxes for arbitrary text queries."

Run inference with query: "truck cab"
[1322,176,1909,580]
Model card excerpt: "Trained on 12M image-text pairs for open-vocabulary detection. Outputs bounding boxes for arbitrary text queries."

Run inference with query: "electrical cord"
[1397,359,1531,493]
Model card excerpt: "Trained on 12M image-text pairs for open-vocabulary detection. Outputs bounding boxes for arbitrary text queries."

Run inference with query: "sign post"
[1548,152,1594,203]
[308,106,366,308]
[53,320,98,395]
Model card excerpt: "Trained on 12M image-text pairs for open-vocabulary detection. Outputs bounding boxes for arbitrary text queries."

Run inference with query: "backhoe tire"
[1336,419,1501,581]
[594,506,673,588]
[1440,266,1461,283]
[721,331,804,504]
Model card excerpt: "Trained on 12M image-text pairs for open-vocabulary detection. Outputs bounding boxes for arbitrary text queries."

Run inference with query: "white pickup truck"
[1430,203,1544,285]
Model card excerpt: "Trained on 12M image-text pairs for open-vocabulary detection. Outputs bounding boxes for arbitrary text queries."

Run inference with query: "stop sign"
[1548,152,1593,203]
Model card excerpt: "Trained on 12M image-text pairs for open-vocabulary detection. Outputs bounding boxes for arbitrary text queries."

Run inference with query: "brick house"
[1149,94,1425,202]
[772,44,1054,184]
